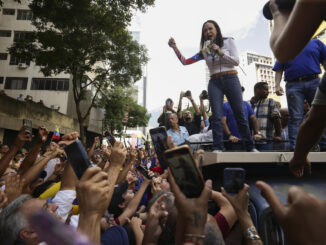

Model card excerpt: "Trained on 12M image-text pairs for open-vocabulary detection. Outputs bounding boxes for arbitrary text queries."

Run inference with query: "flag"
[52,126,60,140]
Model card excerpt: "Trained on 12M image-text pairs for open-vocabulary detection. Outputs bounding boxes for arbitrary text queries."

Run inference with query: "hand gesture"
[211,43,223,56]
[169,168,212,234]
[168,37,176,48]
[36,126,49,143]
[94,137,100,145]
[289,156,311,178]
[256,181,326,245]
[5,174,25,204]
[59,132,79,146]
[109,141,127,168]
[128,148,137,163]
[76,167,110,218]
[273,136,283,142]
[229,135,240,143]
[221,184,250,217]
[253,133,262,141]
[151,177,162,194]
[0,190,8,209]
[129,216,143,233]
[15,125,32,147]
[275,85,284,96]
[143,194,168,244]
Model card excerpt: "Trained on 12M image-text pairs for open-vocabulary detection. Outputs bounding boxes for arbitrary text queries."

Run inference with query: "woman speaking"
[168,20,257,152]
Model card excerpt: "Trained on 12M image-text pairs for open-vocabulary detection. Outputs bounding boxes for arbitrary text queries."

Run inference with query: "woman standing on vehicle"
[168,20,257,152]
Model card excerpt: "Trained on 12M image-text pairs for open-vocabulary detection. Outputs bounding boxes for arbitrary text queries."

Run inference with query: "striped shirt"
[254,98,280,140]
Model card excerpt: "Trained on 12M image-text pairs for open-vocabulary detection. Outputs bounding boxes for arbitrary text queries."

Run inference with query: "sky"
[130,0,273,113]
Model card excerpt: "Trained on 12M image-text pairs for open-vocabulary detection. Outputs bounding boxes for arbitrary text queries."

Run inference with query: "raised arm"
[269,0,326,62]
[117,173,152,226]
[87,136,99,159]
[0,126,31,177]
[19,126,49,176]
[199,94,208,121]
[168,37,203,65]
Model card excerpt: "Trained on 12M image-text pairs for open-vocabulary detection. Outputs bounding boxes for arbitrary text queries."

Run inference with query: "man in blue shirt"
[273,39,326,151]
[167,113,189,145]
[222,87,261,151]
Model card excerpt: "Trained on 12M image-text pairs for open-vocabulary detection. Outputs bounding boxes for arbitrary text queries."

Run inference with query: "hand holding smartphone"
[64,140,91,179]
[150,126,168,170]
[164,145,204,198]
[223,168,246,194]
[23,119,32,134]
[136,165,152,179]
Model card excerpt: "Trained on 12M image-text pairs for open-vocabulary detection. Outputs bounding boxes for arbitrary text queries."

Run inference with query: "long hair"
[200,20,224,50]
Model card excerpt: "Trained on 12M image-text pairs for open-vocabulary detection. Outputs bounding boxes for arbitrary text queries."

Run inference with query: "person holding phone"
[169,20,256,152]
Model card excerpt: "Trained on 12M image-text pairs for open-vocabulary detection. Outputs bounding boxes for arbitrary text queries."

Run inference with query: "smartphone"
[105,132,116,146]
[164,145,204,198]
[64,140,91,179]
[223,168,246,194]
[136,165,152,179]
[23,119,32,134]
[149,126,168,170]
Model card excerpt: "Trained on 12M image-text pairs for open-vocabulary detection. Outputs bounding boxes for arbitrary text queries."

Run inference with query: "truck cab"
[201,151,326,245]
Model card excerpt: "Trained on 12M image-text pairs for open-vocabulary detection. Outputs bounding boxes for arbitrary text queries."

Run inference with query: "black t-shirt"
[178,114,201,135]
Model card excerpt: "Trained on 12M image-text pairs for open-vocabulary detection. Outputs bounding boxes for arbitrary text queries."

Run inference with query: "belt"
[287,74,319,82]
[210,70,238,79]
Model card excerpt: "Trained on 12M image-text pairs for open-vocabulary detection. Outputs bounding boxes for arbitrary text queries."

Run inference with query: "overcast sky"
[130,0,273,112]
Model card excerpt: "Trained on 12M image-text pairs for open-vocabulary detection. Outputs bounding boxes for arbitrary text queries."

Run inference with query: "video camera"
[201,90,209,100]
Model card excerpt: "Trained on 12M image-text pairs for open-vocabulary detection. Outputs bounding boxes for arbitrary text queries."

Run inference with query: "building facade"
[0,0,103,145]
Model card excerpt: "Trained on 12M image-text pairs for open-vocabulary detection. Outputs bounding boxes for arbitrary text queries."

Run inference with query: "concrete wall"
[0,94,79,135]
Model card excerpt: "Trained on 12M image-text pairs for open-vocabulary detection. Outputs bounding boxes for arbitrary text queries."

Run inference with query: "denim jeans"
[286,78,326,150]
[208,74,254,151]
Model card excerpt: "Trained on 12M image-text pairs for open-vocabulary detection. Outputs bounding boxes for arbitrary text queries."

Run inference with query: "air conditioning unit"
[18,63,28,69]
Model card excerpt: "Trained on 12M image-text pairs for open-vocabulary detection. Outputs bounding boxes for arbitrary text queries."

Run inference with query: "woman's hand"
[211,43,224,56]
[168,37,176,48]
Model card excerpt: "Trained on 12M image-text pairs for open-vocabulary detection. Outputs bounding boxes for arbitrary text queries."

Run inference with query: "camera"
[184,90,191,97]
[201,90,208,100]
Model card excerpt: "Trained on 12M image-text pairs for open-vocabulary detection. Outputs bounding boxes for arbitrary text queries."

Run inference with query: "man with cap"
[263,0,326,176]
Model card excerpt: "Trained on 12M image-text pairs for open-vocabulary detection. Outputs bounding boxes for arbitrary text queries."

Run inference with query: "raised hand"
[37,126,49,143]
[142,194,168,245]
[256,180,326,245]
[109,141,127,167]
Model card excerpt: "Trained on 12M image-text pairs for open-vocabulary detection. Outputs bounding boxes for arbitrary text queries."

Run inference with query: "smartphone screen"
[164,145,204,198]
[64,140,91,179]
[23,119,32,134]
[106,135,116,146]
[223,168,246,194]
[150,126,168,170]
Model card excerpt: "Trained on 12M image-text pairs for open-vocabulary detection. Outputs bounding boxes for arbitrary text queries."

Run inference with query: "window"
[13,31,33,42]
[0,77,3,84]
[9,55,30,66]
[0,30,11,37]
[31,78,69,91]
[2,8,15,15]
[0,53,8,60]
[4,77,28,90]
[17,10,33,20]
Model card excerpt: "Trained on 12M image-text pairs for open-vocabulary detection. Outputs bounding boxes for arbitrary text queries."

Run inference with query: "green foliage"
[102,86,150,133]
[8,0,154,141]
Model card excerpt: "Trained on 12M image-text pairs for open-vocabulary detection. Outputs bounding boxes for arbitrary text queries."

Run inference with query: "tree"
[102,86,150,135]
[8,0,155,144]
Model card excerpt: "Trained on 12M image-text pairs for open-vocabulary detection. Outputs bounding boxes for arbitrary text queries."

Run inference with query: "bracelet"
[246,226,261,241]
[184,234,205,242]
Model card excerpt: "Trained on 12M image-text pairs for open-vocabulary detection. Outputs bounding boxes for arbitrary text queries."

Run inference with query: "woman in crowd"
[168,20,256,152]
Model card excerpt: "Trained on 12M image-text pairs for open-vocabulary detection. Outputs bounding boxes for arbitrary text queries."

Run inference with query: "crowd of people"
[1,0,326,244]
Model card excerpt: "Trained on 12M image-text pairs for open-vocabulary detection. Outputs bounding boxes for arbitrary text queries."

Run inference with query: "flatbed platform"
[202,152,326,166]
